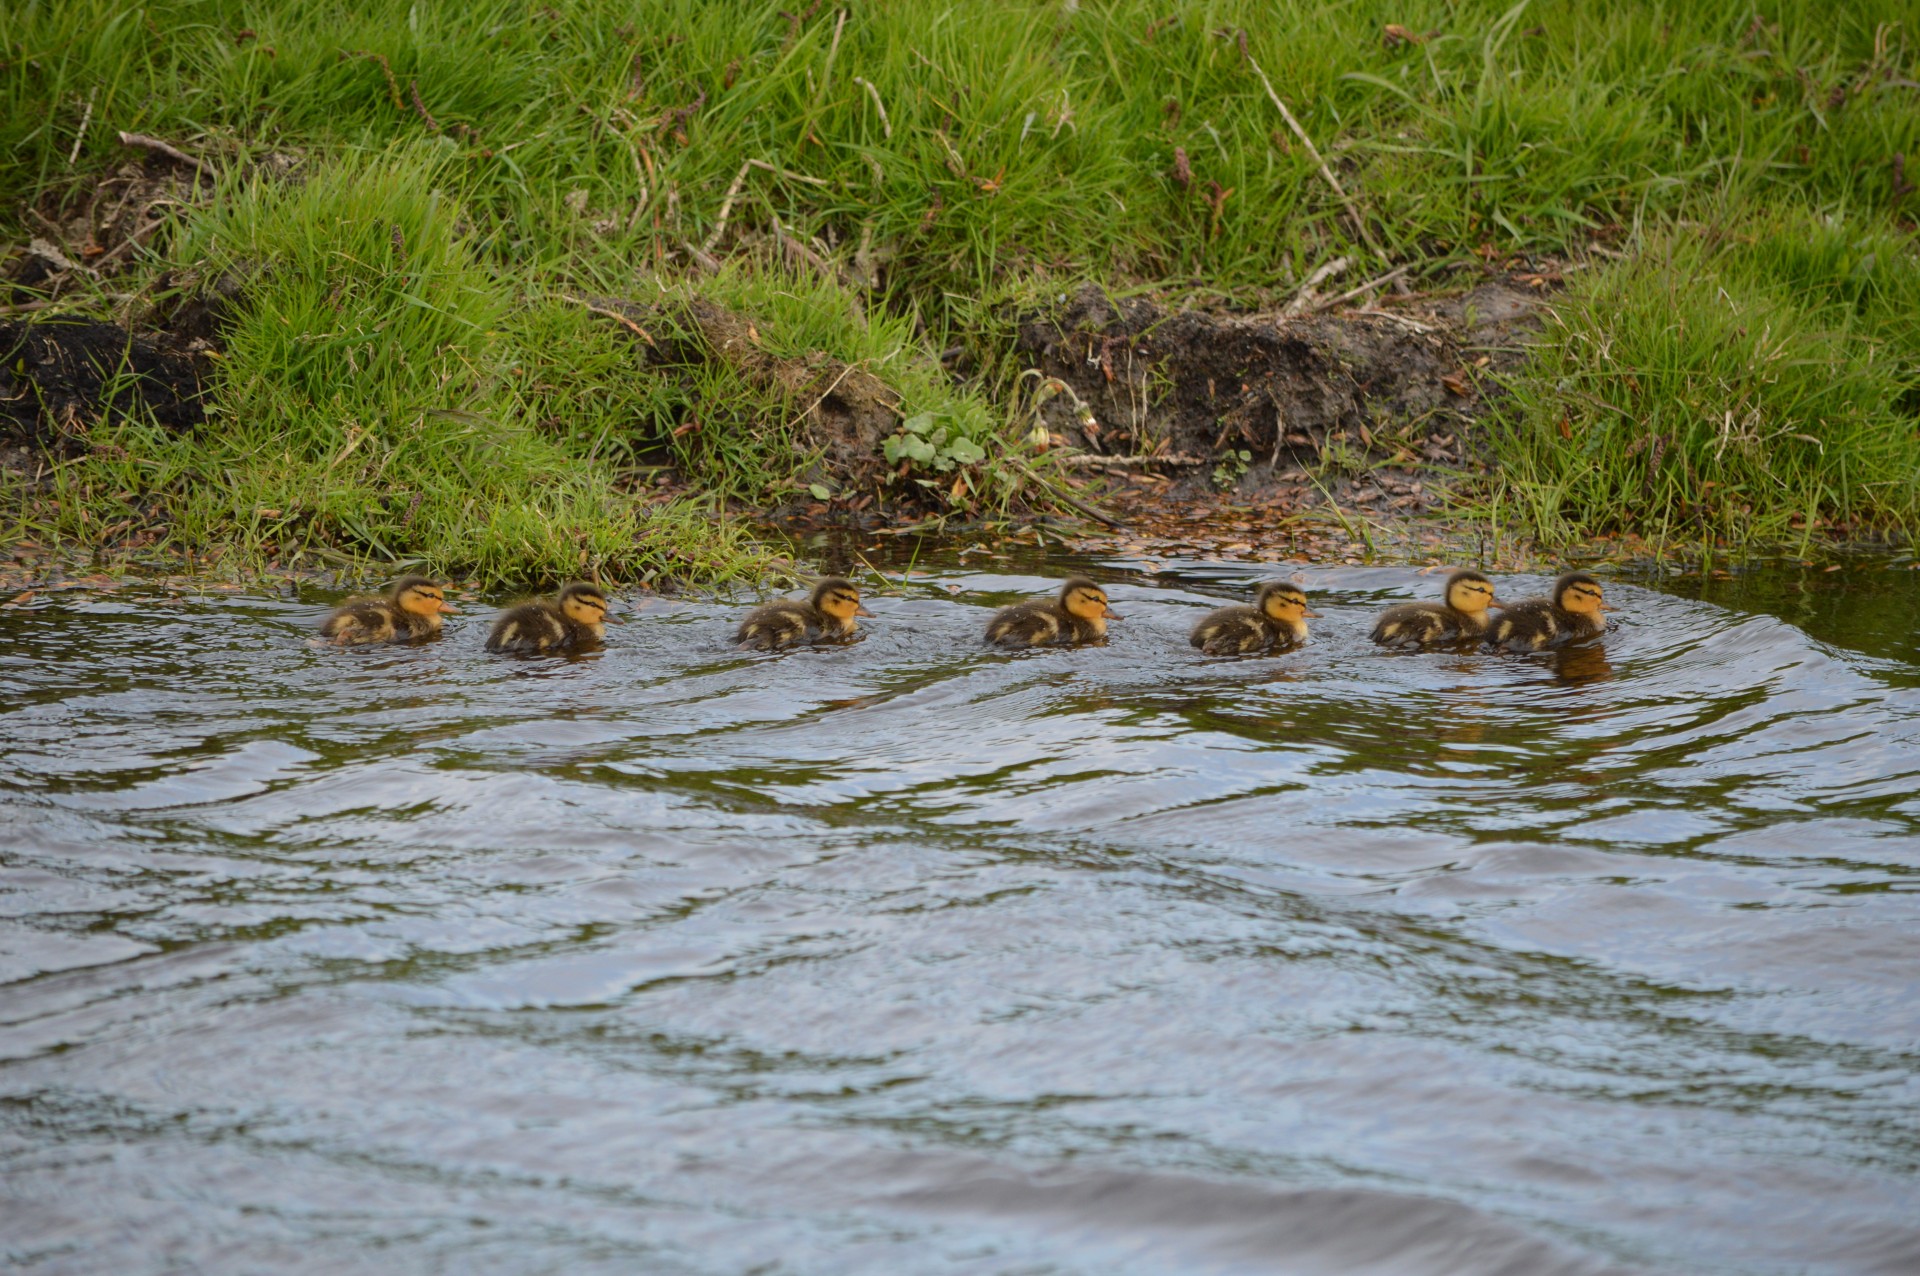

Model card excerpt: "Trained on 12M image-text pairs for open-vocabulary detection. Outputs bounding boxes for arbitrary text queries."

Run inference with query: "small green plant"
[1211,448,1253,490]
[884,412,988,474]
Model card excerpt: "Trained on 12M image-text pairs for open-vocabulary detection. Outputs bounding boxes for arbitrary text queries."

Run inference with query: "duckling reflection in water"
[1371,569,1501,648]
[318,575,456,645]
[1549,642,1614,686]
[1190,581,1318,655]
[985,577,1120,648]
[486,581,611,655]
[1488,571,1612,652]
[735,576,872,650]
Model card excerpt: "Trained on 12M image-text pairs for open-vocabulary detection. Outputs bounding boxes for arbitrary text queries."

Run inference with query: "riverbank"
[4,1,1916,586]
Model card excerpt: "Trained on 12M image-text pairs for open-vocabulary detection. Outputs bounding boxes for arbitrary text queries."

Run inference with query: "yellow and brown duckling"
[735,576,873,650]
[985,576,1120,648]
[485,581,611,655]
[1190,580,1319,655]
[1370,569,1503,648]
[1486,571,1611,652]
[318,575,456,646]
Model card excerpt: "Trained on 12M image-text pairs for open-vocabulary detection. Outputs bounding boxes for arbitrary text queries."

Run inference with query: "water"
[3,557,1918,1275]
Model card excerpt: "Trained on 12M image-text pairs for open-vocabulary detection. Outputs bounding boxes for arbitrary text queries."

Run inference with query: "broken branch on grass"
[1240,50,1383,256]
[560,294,656,347]
[116,131,206,173]
[1282,255,1351,316]
[1009,459,1126,528]
[1308,263,1413,313]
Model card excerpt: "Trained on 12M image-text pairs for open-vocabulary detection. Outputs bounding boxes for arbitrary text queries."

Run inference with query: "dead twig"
[559,294,657,346]
[115,131,205,173]
[703,160,753,254]
[1281,255,1350,316]
[746,157,830,187]
[820,9,847,95]
[1351,307,1437,334]
[90,201,178,271]
[853,76,892,137]
[68,89,96,167]
[1241,51,1382,255]
[1008,459,1126,527]
[1308,262,1413,313]
[1058,452,1206,468]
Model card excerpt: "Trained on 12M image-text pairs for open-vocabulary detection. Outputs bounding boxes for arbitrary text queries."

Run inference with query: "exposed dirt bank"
[1013,278,1549,515]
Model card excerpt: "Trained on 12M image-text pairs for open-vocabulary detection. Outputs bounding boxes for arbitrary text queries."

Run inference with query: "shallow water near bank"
[3,556,1918,1275]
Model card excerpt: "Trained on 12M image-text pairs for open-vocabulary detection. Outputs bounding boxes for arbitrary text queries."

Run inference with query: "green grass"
[10,148,774,586]
[1487,209,1920,551]
[4,0,1920,570]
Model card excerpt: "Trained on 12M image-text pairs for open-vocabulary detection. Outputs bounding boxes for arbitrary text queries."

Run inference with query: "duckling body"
[1191,581,1318,655]
[486,581,610,655]
[985,577,1119,648]
[1371,570,1501,648]
[318,576,455,645]
[735,577,872,650]
[1487,571,1610,652]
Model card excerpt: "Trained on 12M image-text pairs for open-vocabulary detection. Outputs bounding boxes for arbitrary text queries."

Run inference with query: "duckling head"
[1443,569,1501,614]
[558,580,610,634]
[1060,577,1121,622]
[810,576,874,622]
[1256,580,1321,623]
[1553,571,1610,617]
[392,575,456,617]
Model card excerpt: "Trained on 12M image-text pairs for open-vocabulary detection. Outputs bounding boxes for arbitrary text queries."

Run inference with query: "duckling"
[735,576,873,650]
[485,581,611,654]
[318,575,456,645]
[1370,569,1503,648]
[1486,571,1611,652]
[985,576,1120,648]
[1190,580,1320,655]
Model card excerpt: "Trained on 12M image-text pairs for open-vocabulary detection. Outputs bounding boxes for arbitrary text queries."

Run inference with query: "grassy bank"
[4,0,1918,580]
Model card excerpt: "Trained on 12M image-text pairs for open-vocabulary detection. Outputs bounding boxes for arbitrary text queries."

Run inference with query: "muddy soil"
[0,318,213,451]
[1013,279,1549,517]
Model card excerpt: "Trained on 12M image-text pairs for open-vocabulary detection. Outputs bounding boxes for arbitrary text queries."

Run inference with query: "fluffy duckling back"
[1487,571,1611,652]
[985,577,1120,648]
[318,575,456,645]
[1190,581,1319,655]
[735,577,872,651]
[486,581,610,654]
[1370,570,1502,648]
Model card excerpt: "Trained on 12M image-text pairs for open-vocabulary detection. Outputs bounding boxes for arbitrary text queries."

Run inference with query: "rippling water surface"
[4,557,1919,1275]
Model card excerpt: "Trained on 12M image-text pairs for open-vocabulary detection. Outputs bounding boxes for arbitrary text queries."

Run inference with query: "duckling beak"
[601,611,623,624]
[1301,608,1323,619]
[437,600,459,614]
[856,603,875,617]
[1489,598,1507,609]
[1103,606,1124,621]
[1597,602,1614,612]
